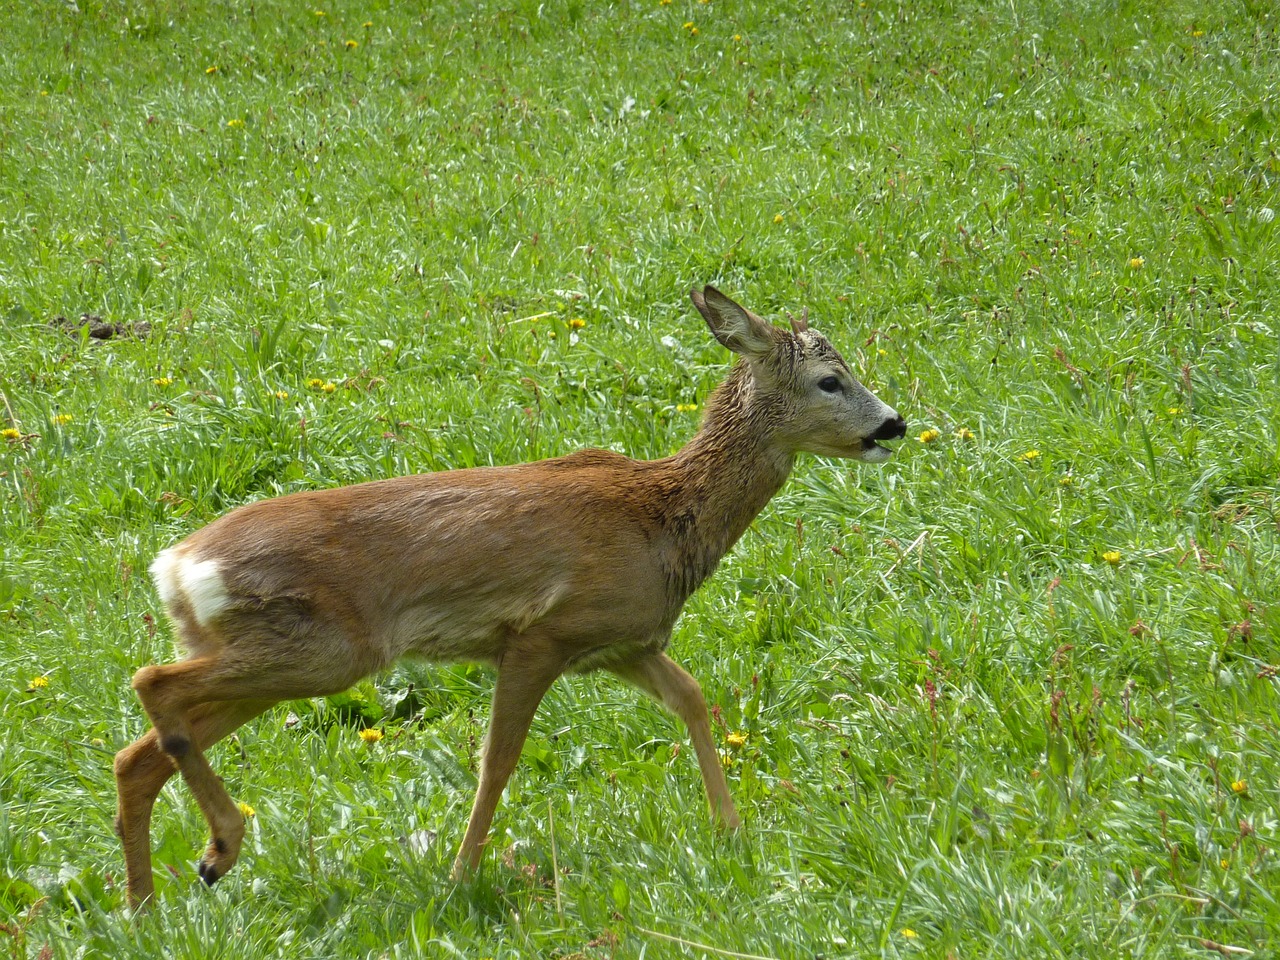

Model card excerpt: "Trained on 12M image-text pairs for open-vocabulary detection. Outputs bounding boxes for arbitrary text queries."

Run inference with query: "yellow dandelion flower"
[321,382,337,394]
[690,26,699,35]
[676,402,699,413]
[363,20,373,27]
[1018,449,1041,463]
[877,348,887,357]
[682,21,693,28]
[345,39,358,49]
[773,213,784,224]
[1102,550,1122,566]
[1231,779,1247,794]
[1167,406,1182,416]
[1128,256,1145,270]
[27,676,50,691]
[314,9,326,16]
[917,429,940,443]
[52,414,73,426]
[152,377,173,387]
[1192,29,1205,37]
[359,727,384,744]
[227,118,244,128]
[205,65,218,75]
[270,389,289,401]
[2,428,21,442]
[660,0,672,5]
[955,427,974,440]
[238,801,256,818]
[569,317,586,329]
[726,731,747,749]
[1220,858,1229,868]
[901,928,918,939]
[1059,474,1073,486]
[306,377,325,390]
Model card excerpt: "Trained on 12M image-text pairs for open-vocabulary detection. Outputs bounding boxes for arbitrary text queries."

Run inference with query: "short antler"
[786,306,809,335]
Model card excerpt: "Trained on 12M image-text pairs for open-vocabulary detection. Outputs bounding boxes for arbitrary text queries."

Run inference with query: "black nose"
[872,415,907,441]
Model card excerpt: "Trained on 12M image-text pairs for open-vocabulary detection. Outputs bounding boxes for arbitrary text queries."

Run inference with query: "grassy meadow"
[2,0,1279,956]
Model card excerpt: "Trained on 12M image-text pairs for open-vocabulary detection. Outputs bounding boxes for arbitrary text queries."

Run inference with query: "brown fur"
[114,286,905,908]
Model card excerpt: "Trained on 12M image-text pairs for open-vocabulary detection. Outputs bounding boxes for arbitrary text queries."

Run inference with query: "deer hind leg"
[131,652,340,890]
[451,645,563,880]
[115,698,276,908]
[610,652,741,828]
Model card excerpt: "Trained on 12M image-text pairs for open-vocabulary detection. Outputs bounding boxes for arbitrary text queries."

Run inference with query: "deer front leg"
[451,650,561,880]
[610,652,741,828]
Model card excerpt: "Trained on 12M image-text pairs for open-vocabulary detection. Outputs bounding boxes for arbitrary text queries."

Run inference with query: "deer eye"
[818,376,841,394]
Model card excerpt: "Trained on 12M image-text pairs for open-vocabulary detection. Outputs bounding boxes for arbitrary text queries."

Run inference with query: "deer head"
[689,286,907,462]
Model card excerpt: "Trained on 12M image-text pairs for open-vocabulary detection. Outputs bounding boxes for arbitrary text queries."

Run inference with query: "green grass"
[2,0,1279,956]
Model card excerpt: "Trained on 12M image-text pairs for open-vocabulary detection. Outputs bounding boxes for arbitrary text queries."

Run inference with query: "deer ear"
[690,286,779,356]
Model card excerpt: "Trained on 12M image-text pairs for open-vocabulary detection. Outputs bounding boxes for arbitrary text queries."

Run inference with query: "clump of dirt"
[50,314,151,340]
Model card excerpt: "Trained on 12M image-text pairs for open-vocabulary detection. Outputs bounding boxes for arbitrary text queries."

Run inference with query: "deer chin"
[809,438,896,461]
[856,438,895,463]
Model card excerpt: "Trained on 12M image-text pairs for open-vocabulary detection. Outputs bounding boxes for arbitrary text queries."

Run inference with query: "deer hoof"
[196,836,235,887]
[197,857,222,887]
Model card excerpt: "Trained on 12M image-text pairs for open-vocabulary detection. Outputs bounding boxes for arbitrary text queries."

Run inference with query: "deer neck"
[662,362,795,595]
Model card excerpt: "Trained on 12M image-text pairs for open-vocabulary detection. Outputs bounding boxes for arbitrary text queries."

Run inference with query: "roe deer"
[114,285,907,908]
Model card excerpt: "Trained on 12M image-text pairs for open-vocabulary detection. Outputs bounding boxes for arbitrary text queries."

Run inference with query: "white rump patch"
[149,549,184,608]
[150,548,232,627]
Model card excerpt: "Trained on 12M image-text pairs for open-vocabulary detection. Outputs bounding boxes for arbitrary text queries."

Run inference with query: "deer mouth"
[859,416,908,461]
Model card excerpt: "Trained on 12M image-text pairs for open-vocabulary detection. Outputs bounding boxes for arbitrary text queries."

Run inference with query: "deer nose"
[871,415,908,441]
